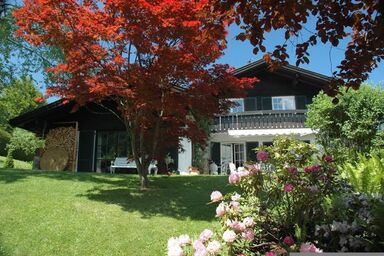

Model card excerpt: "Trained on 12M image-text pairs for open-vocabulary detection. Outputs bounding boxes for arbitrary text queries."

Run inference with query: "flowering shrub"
[315,186,384,252]
[167,136,383,255]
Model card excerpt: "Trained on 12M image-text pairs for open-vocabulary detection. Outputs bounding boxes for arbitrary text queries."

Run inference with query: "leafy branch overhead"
[214,0,384,96]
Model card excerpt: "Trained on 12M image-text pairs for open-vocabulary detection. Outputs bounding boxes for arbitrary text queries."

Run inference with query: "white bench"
[110,157,158,174]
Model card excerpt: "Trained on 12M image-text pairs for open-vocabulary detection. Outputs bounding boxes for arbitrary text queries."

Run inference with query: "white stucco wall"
[178,137,192,174]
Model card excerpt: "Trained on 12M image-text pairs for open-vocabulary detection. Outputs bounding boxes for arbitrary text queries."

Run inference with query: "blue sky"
[37,23,383,101]
[218,25,384,85]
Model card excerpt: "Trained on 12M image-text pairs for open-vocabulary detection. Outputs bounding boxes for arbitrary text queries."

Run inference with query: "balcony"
[211,110,307,133]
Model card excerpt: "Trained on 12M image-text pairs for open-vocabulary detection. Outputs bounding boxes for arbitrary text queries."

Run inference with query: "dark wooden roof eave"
[9,99,73,128]
[233,60,332,85]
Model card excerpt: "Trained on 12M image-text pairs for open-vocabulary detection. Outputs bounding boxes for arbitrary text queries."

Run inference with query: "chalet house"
[10,60,330,174]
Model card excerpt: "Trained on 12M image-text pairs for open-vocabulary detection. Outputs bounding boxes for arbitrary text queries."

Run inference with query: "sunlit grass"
[0,169,230,256]
[0,156,32,169]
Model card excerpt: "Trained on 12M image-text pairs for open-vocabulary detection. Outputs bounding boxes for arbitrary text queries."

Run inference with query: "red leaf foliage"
[13,0,257,177]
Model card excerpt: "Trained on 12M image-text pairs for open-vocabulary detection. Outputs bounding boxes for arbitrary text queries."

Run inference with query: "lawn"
[0,156,32,169]
[0,169,230,256]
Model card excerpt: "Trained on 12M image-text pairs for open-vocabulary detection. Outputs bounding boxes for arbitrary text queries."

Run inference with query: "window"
[95,131,130,173]
[272,96,296,110]
[229,98,244,113]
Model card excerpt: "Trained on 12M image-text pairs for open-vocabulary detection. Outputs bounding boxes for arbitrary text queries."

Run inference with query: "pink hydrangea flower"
[228,172,240,184]
[215,203,226,217]
[193,240,207,256]
[300,242,323,253]
[243,216,255,227]
[206,240,221,254]
[238,169,250,178]
[210,191,223,202]
[222,230,237,243]
[284,183,294,193]
[230,201,240,211]
[286,166,298,174]
[228,220,246,232]
[199,229,213,242]
[257,150,269,162]
[265,252,276,256]
[304,164,322,173]
[241,229,255,241]
[323,155,333,162]
[283,235,295,246]
[248,163,261,174]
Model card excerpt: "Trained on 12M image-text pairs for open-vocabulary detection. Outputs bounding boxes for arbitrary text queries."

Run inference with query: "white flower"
[199,229,213,242]
[168,237,181,249]
[193,240,207,256]
[243,216,255,227]
[222,230,236,243]
[168,237,184,256]
[178,234,191,246]
[206,240,221,254]
[231,193,241,201]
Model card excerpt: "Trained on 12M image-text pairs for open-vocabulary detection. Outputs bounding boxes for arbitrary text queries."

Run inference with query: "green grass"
[0,156,32,169]
[0,169,230,256]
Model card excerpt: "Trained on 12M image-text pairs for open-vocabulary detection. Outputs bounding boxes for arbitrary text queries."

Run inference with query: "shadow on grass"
[0,169,231,221]
[80,176,230,221]
[0,169,133,187]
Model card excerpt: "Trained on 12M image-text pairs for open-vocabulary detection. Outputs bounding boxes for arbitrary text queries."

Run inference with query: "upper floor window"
[229,98,244,113]
[272,96,296,110]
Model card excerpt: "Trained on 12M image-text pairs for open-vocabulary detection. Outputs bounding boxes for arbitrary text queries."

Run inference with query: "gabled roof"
[10,59,331,129]
[9,99,73,127]
[233,59,331,83]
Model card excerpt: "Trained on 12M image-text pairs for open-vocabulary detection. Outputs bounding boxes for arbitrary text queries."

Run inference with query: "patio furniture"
[110,157,157,174]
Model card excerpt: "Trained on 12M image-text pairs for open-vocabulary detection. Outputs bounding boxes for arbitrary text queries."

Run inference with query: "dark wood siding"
[77,130,96,172]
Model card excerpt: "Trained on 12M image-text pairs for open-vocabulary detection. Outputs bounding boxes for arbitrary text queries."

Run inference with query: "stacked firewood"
[43,126,77,171]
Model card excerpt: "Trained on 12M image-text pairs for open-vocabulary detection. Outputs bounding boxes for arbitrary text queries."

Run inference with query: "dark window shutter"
[246,142,259,162]
[295,95,307,109]
[256,96,262,110]
[210,142,220,167]
[261,97,272,110]
[244,97,256,111]
[78,130,96,172]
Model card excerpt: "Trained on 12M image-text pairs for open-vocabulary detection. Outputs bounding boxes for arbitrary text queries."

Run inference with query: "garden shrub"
[3,148,14,168]
[0,128,11,156]
[167,136,384,255]
[316,188,384,252]
[339,151,384,196]
[168,137,336,255]
[7,128,44,161]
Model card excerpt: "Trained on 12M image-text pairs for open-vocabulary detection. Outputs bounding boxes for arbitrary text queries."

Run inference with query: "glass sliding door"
[220,143,245,174]
[95,131,130,173]
[220,143,232,174]
[233,143,245,168]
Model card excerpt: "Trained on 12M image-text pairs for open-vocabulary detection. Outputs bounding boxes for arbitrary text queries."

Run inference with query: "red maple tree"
[214,0,384,96]
[14,0,256,188]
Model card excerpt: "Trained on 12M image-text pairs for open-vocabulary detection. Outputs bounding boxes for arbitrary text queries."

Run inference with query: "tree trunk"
[140,171,149,190]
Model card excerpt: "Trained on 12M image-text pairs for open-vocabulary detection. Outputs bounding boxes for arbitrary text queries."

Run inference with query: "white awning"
[227,128,316,137]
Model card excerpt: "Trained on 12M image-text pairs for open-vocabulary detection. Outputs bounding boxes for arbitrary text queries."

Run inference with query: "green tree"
[0,77,45,161]
[0,11,62,87]
[0,77,44,131]
[306,84,384,162]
